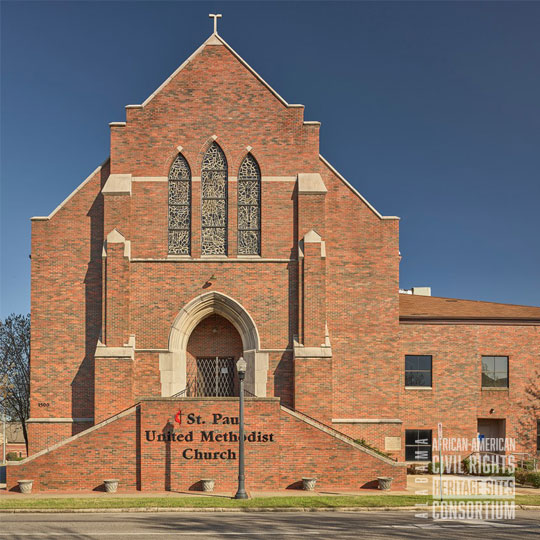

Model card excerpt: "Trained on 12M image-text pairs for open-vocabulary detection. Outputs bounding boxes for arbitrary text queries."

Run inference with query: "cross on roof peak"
[209,13,222,35]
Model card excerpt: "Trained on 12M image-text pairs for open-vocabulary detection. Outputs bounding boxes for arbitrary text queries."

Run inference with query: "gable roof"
[133,32,302,110]
[125,32,398,222]
[400,294,540,324]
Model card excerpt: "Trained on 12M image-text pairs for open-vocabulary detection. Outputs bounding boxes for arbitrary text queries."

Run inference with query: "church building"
[8,24,540,492]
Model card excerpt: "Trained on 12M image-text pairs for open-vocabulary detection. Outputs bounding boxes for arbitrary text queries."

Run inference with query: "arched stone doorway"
[186,314,243,396]
[159,291,268,397]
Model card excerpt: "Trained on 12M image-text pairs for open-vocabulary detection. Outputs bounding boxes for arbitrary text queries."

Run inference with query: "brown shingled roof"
[400,294,540,323]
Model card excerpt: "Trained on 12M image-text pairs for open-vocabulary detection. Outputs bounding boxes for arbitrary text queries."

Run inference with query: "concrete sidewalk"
[0,475,536,498]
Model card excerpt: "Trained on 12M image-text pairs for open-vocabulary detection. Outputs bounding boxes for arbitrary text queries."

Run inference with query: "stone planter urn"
[18,480,33,494]
[104,479,119,493]
[201,479,215,492]
[377,477,393,491]
[302,477,317,491]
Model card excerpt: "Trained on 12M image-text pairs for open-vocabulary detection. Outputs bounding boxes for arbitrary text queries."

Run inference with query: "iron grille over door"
[194,357,235,397]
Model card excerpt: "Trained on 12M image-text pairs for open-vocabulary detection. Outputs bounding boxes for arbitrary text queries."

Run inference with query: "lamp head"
[236,357,247,374]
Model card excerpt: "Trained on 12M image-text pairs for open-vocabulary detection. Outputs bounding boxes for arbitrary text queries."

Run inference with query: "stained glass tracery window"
[168,154,191,255]
[237,154,261,255]
[201,142,228,255]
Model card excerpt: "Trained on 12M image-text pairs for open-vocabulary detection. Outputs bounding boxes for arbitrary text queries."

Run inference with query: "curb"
[0,505,537,513]
[0,506,423,513]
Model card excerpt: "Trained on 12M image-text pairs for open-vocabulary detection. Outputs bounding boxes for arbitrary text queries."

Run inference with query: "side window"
[405,429,432,461]
[481,356,509,388]
[405,355,432,387]
[201,142,228,255]
[237,154,261,255]
[168,154,191,255]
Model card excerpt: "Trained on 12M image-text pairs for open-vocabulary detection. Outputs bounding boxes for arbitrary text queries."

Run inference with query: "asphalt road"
[0,511,538,539]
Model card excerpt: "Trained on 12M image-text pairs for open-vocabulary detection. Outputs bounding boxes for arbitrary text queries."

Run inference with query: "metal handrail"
[170,385,257,399]
[464,450,538,471]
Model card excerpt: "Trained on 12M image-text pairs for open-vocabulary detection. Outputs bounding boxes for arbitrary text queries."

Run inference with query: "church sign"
[144,409,275,460]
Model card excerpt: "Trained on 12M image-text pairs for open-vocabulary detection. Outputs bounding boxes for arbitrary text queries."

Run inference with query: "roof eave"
[400,317,540,326]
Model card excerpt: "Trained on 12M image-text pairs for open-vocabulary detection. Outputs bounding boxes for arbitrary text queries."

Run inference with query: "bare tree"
[0,314,30,453]
[517,370,540,462]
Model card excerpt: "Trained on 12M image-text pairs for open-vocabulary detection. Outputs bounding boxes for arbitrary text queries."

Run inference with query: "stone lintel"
[332,418,403,424]
[95,347,134,359]
[26,418,94,423]
[96,336,135,359]
[104,230,131,260]
[298,173,327,194]
[102,174,132,196]
[304,229,322,243]
[303,230,325,258]
[106,228,125,244]
[294,345,332,358]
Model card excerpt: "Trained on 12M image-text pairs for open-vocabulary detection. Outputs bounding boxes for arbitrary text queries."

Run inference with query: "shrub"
[514,469,527,484]
[527,471,540,489]
[514,469,528,485]
[6,452,24,461]
[353,438,395,460]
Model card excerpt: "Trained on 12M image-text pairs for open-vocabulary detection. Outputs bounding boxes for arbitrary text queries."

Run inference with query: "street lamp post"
[234,357,248,499]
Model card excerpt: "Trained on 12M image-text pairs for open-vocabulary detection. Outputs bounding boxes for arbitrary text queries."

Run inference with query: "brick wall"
[29,162,108,453]
[399,323,540,459]
[8,408,138,492]
[110,45,320,178]
[332,423,403,460]
[8,398,405,492]
[280,408,406,490]
[95,357,134,423]
[139,399,280,491]
[27,33,538,473]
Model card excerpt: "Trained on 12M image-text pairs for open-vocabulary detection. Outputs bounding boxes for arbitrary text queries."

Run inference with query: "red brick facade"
[17,31,539,491]
[8,399,405,492]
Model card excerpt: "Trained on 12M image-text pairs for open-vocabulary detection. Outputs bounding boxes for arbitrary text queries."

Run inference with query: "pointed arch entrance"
[159,291,268,397]
[186,314,242,396]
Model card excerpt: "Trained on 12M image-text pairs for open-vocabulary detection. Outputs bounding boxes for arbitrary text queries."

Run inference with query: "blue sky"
[1,1,539,318]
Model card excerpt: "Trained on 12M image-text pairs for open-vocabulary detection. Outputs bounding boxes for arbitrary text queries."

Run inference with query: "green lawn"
[0,495,538,510]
